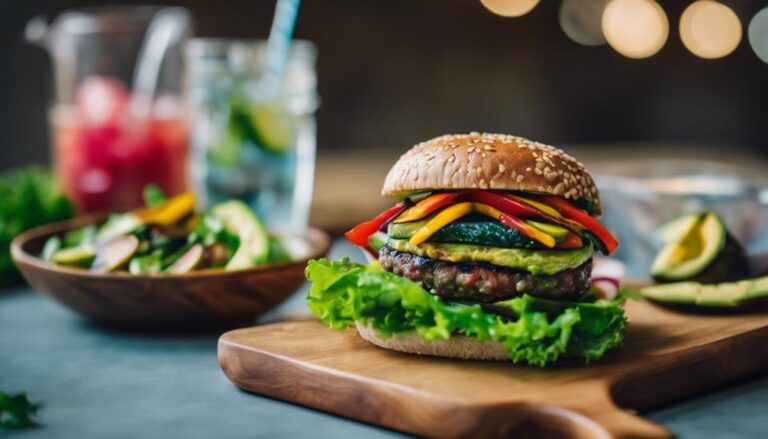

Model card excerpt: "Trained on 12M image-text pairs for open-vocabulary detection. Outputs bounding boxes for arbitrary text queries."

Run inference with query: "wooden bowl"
[11,215,331,329]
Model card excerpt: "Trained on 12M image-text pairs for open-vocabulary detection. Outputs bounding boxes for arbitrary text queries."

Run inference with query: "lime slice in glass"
[249,104,295,154]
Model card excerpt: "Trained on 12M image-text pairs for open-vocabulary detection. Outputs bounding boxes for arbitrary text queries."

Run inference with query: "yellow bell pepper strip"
[345,202,408,252]
[135,192,196,227]
[507,194,585,233]
[508,195,561,218]
[393,193,460,223]
[471,202,504,220]
[472,203,554,248]
[410,202,557,248]
[497,212,556,248]
[410,202,474,244]
[539,195,619,254]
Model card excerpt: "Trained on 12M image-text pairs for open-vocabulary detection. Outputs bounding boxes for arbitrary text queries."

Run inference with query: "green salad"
[0,167,74,287]
[42,186,297,274]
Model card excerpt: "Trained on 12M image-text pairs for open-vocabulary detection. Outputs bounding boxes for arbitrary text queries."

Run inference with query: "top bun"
[382,132,601,215]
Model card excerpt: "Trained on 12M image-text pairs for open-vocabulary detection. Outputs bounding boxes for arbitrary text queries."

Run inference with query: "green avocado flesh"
[388,215,544,249]
[386,239,592,275]
[650,213,724,281]
[211,200,269,269]
[650,212,747,283]
[641,275,768,307]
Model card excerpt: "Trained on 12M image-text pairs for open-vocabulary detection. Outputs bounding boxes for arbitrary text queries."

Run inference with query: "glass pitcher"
[26,6,193,213]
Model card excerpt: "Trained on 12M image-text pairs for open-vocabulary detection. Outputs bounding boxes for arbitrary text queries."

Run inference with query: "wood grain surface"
[219,300,768,438]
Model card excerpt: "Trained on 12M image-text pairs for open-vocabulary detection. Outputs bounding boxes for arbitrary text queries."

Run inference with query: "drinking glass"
[186,39,319,232]
[27,6,193,213]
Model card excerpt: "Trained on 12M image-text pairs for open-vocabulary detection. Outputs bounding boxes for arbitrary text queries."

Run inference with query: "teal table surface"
[2,241,767,438]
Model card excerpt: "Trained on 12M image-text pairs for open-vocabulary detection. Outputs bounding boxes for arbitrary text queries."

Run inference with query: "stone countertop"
[1,240,767,438]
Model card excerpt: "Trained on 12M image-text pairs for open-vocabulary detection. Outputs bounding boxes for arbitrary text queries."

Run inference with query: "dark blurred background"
[1,0,767,172]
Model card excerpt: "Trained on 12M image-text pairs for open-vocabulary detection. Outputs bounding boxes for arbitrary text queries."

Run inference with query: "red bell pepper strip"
[472,192,584,234]
[474,203,556,248]
[466,191,541,218]
[539,196,619,254]
[345,202,408,250]
[498,213,556,248]
[393,193,460,223]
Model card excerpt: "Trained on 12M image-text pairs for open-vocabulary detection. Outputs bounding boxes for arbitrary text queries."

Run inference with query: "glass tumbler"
[186,39,319,232]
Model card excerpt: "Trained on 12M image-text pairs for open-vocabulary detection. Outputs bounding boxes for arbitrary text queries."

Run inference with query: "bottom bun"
[355,322,509,361]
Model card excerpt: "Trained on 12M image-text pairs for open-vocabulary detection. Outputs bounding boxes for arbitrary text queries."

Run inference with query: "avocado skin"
[653,232,749,284]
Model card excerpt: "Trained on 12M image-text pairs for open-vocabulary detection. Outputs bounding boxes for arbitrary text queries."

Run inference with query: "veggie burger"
[306,133,625,366]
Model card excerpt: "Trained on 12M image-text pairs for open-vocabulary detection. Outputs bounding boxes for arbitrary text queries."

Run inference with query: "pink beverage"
[53,76,189,213]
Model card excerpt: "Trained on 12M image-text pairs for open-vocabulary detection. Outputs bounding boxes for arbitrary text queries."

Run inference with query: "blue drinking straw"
[259,0,302,99]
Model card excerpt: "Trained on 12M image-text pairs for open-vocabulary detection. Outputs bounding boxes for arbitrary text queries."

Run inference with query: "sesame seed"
[516,175,524,183]
[498,163,506,173]
[526,167,532,172]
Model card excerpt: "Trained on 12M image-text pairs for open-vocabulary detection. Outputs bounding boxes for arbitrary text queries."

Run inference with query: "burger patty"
[379,246,592,302]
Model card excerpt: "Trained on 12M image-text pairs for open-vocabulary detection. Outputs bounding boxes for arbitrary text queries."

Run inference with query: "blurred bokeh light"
[748,7,768,64]
[559,0,608,46]
[480,0,540,18]
[680,1,742,59]
[602,0,669,59]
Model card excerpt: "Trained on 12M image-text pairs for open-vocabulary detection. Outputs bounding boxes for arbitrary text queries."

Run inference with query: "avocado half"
[641,276,768,308]
[650,212,748,284]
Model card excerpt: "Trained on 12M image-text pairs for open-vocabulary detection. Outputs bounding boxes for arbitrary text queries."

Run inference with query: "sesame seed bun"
[382,133,602,215]
[355,322,509,361]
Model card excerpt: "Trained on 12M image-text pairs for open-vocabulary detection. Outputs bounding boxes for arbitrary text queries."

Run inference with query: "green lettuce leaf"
[306,258,626,366]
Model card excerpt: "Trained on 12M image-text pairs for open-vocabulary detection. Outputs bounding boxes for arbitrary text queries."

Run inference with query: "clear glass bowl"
[596,159,768,277]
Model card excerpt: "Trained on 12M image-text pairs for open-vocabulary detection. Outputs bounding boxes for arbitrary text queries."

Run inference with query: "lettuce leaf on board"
[306,258,626,367]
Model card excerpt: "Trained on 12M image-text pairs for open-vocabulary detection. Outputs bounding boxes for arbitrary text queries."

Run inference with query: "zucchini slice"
[388,215,545,249]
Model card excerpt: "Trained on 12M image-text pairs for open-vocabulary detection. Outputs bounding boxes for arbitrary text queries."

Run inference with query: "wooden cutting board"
[218,300,768,438]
